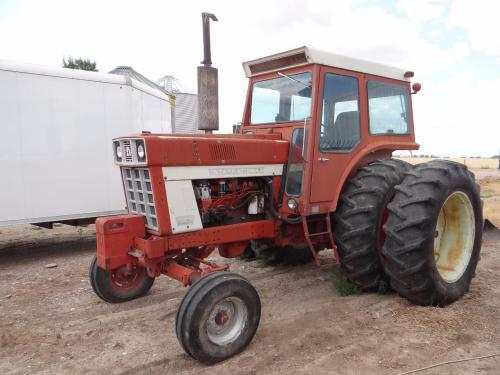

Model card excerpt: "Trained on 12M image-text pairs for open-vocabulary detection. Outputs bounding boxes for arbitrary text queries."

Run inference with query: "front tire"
[89,255,155,303]
[176,272,261,364]
[382,160,482,306]
[333,159,411,290]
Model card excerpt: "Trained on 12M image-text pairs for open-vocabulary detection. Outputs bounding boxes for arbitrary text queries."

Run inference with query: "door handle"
[318,157,330,162]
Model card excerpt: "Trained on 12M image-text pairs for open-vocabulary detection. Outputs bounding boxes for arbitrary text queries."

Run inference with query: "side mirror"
[411,82,422,94]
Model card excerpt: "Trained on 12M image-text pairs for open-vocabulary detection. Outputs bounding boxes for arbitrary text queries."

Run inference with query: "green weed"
[331,267,361,296]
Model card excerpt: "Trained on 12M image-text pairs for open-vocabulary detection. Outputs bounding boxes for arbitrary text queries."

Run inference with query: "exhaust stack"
[197,12,219,133]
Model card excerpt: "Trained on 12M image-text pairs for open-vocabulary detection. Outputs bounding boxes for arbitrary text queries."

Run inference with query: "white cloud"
[448,0,500,58]
[397,0,446,22]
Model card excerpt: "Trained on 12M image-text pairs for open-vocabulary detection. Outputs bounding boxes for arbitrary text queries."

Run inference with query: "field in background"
[395,160,500,227]
[479,175,500,228]
[397,157,499,169]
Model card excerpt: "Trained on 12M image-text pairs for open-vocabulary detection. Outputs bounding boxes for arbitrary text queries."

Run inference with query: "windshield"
[250,72,312,125]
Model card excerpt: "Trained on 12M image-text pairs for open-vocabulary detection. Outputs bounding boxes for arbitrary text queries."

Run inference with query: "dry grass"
[397,157,499,169]
[477,176,500,227]
[479,176,500,197]
[483,198,500,227]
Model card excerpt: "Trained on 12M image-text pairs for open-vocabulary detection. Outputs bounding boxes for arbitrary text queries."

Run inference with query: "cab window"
[250,72,312,125]
[319,73,360,152]
[367,81,410,135]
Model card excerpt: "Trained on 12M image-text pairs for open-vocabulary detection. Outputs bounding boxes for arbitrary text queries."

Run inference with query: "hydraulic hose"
[264,177,302,225]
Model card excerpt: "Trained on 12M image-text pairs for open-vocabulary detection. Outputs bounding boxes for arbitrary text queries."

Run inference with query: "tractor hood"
[114,133,290,167]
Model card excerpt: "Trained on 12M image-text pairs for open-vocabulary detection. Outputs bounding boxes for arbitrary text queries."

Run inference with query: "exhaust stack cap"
[201,12,218,67]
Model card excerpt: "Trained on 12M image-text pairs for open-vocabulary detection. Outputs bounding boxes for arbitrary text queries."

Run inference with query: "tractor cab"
[241,46,419,216]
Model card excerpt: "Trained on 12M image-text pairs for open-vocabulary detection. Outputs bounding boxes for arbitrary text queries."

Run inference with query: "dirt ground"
[1,170,500,375]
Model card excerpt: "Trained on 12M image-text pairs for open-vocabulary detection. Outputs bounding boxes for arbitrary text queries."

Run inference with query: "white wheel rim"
[434,191,475,283]
[206,297,248,346]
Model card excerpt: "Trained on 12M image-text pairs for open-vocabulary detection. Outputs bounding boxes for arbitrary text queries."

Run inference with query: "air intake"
[209,143,236,161]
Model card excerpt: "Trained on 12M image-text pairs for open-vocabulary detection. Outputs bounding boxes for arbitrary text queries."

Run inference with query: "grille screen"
[122,167,158,230]
[123,140,133,162]
[209,143,236,160]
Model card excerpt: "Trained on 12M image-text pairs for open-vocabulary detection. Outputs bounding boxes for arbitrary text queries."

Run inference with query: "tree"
[62,57,98,71]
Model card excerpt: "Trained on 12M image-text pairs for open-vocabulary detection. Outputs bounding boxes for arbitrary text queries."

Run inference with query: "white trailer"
[0,60,172,227]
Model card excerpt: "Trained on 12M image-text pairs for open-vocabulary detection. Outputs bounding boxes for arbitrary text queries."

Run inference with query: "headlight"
[287,198,298,210]
[137,144,145,159]
[136,140,146,161]
[114,141,122,161]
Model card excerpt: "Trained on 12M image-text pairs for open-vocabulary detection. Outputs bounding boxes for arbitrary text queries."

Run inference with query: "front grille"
[123,140,133,162]
[114,138,147,165]
[122,167,158,230]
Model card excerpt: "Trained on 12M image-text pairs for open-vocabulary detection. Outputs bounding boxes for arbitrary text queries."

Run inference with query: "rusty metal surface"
[201,12,218,67]
[198,12,219,131]
[197,66,219,131]
[434,191,475,283]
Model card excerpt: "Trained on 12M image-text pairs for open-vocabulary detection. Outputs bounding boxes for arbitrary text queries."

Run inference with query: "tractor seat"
[325,111,360,150]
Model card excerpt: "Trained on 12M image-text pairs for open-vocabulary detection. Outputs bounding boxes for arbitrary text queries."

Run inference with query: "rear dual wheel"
[382,160,482,306]
[176,272,261,364]
[89,255,155,303]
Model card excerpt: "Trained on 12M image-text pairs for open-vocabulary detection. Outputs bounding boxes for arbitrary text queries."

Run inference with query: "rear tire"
[176,272,261,364]
[333,159,411,291]
[382,160,482,306]
[89,255,154,303]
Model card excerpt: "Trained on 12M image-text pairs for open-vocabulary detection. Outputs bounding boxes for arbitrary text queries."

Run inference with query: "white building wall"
[0,61,172,225]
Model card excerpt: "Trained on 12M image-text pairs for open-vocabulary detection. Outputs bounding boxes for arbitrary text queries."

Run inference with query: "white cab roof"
[243,46,412,81]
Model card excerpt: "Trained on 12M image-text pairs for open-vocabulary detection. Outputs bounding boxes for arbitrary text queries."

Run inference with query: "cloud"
[397,0,447,22]
[448,0,500,58]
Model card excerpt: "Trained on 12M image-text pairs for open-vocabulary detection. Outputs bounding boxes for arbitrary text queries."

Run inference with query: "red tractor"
[89,28,482,363]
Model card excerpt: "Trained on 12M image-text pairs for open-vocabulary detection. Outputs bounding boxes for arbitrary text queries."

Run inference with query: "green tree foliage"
[62,57,98,71]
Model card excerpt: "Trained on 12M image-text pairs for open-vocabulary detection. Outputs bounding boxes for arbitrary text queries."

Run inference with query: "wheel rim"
[434,191,475,283]
[108,264,145,291]
[206,297,248,346]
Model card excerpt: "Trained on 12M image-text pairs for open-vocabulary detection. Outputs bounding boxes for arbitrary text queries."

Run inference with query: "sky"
[1,0,499,157]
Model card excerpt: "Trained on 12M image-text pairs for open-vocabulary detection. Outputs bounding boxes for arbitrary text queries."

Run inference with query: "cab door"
[309,67,365,204]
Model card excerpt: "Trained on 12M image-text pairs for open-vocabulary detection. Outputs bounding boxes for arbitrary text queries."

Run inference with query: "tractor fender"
[328,141,419,212]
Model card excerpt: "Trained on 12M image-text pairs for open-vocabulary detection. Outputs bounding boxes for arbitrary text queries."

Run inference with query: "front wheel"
[382,160,483,306]
[175,272,261,364]
[89,255,155,303]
